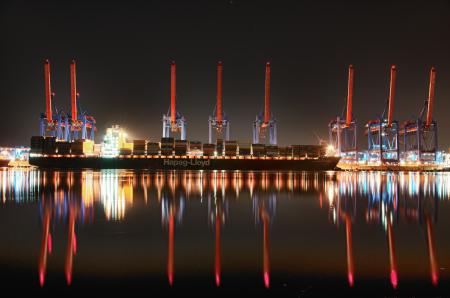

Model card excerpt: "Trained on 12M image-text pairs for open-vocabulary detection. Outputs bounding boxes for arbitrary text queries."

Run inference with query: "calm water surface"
[0,169,449,296]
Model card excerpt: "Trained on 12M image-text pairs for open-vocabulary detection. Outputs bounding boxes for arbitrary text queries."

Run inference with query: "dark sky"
[1,0,449,148]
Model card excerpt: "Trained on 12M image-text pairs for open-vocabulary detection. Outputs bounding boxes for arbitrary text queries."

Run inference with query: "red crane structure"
[39,59,95,141]
[69,60,96,141]
[253,62,277,145]
[365,65,399,163]
[209,61,230,144]
[400,67,438,162]
[162,61,187,140]
[40,59,67,140]
[37,183,88,287]
[329,65,357,160]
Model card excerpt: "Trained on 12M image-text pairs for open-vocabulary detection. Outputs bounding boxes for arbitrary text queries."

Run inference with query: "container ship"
[28,136,340,171]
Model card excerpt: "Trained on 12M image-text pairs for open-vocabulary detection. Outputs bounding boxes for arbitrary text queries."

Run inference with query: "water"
[0,169,449,297]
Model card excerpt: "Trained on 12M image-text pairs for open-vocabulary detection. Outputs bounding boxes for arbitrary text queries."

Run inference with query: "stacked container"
[278,147,290,157]
[266,145,279,157]
[202,143,216,156]
[119,148,132,155]
[216,138,224,156]
[175,140,188,156]
[161,137,174,156]
[292,145,322,158]
[189,141,202,156]
[133,140,147,155]
[71,140,84,155]
[238,142,251,156]
[251,144,266,157]
[72,140,94,156]
[147,142,160,156]
[56,142,71,155]
[30,136,44,154]
[224,140,238,156]
[43,137,57,155]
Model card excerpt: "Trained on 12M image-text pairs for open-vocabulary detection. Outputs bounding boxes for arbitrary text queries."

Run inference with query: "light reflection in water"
[100,171,133,221]
[208,187,228,287]
[0,169,448,288]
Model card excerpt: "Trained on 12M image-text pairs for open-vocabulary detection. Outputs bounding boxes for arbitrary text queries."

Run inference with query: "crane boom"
[426,67,436,127]
[70,60,77,121]
[346,65,354,126]
[387,65,396,126]
[171,61,176,124]
[44,59,53,121]
[216,61,223,123]
[264,62,271,124]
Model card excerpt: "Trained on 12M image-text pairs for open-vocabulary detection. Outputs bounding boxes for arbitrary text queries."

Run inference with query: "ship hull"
[0,159,10,167]
[29,156,340,171]
[337,161,449,172]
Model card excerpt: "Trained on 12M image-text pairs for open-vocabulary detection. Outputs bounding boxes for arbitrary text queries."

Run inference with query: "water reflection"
[208,188,228,287]
[0,169,448,290]
[161,187,184,286]
[35,172,94,287]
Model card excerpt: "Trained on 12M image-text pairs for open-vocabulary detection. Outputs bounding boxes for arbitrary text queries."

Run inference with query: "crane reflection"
[36,171,93,286]
[161,174,185,286]
[208,190,228,287]
[253,191,276,289]
[0,169,448,289]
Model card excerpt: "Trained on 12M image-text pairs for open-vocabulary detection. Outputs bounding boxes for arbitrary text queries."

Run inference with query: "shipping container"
[133,140,147,155]
[133,140,147,153]
[251,144,266,157]
[161,137,174,156]
[190,141,202,150]
[238,142,251,156]
[42,137,57,154]
[161,137,174,146]
[71,139,94,155]
[266,145,279,157]
[291,145,322,158]
[56,142,71,155]
[189,141,202,156]
[161,149,173,156]
[30,136,44,154]
[278,147,290,157]
[216,138,224,156]
[119,148,132,155]
[94,144,102,156]
[147,142,160,155]
[224,140,238,156]
[203,143,216,156]
[174,140,188,156]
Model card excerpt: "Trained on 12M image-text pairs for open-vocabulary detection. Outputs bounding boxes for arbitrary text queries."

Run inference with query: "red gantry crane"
[253,62,277,145]
[329,65,357,160]
[162,61,187,140]
[40,59,67,140]
[209,61,230,143]
[400,67,438,162]
[69,60,96,141]
[39,59,95,141]
[366,65,400,163]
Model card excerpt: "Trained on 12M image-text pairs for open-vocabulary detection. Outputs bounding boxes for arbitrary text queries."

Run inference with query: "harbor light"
[102,125,129,157]
[326,144,336,156]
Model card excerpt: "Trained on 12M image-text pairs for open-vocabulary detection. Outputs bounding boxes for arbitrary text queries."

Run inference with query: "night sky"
[1,0,449,148]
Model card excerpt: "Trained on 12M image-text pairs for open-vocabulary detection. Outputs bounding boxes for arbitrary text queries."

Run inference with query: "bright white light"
[101,125,128,157]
